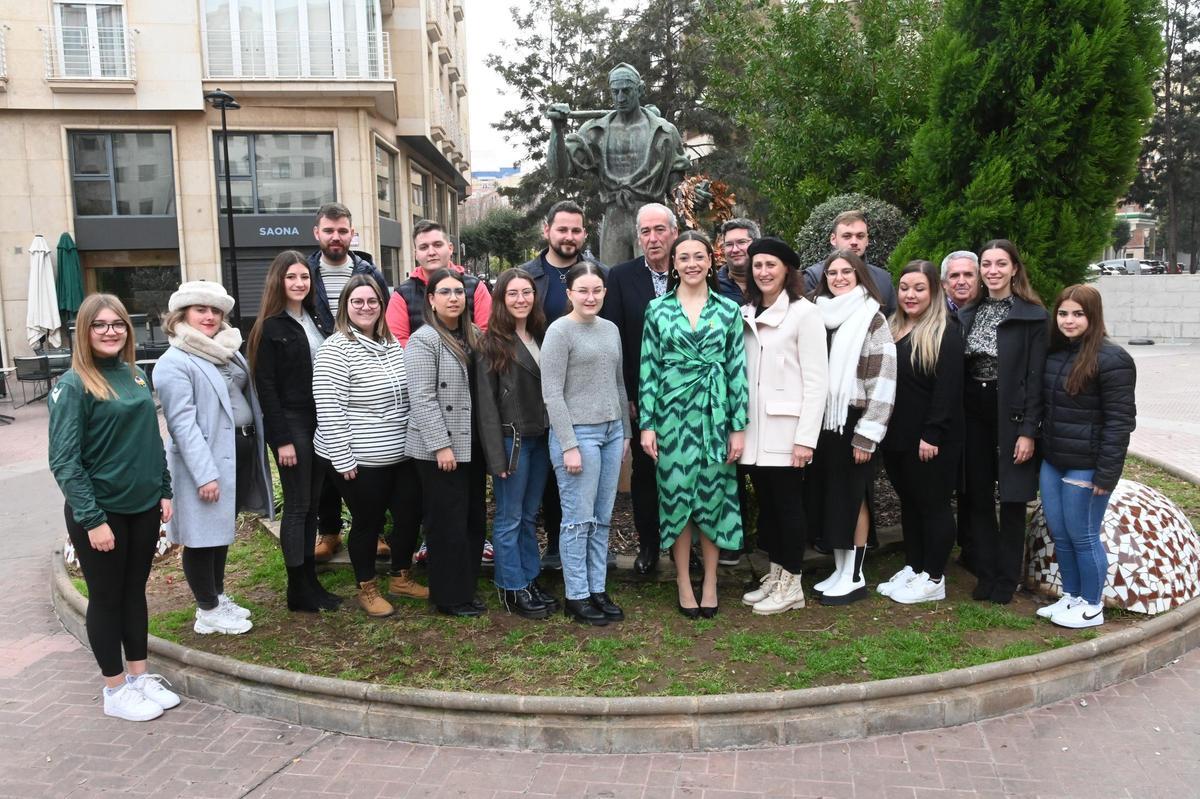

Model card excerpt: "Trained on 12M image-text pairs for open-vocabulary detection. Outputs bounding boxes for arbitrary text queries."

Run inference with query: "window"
[55,1,129,79]
[379,246,401,287]
[83,250,181,323]
[70,131,174,217]
[410,167,430,226]
[214,132,335,214]
[375,143,395,219]
[203,0,385,79]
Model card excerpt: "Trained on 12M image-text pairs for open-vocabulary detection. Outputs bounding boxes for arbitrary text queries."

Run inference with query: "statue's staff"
[544,105,664,121]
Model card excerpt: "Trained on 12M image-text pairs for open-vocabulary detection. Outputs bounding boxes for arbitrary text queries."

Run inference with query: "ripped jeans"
[1039,461,1113,605]
[549,420,625,600]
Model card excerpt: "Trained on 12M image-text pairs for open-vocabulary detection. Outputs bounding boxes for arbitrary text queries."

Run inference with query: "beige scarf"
[169,321,243,365]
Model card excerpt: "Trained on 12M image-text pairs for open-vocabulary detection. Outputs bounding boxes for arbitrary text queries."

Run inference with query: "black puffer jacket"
[1041,340,1137,490]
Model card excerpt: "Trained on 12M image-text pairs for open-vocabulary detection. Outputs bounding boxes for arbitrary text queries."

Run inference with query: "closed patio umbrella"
[26,235,62,350]
[56,232,84,320]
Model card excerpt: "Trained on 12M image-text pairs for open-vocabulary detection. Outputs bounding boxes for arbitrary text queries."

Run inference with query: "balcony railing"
[0,26,8,83]
[203,29,392,81]
[433,87,463,152]
[42,25,136,81]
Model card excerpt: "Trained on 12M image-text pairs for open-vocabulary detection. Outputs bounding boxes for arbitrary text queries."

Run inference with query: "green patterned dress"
[638,290,749,548]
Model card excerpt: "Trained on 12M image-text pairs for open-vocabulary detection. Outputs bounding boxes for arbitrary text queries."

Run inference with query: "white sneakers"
[1036,593,1077,619]
[217,593,252,620]
[1048,597,1105,629]
[752,569,806,615]
[889,572,946,604]
[128,673,180,709]
[877,565,916,597]
[103,673,182,722]
[742,563,782,606]
[103,683,163,722]
[194,605,253,635]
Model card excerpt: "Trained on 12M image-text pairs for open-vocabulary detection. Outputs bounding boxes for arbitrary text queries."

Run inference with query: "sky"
[463,0,639,175]
[463,1,528,174]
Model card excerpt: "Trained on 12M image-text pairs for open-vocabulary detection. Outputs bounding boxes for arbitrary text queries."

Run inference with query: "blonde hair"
[890,260,950,374]
[72,294,137,400]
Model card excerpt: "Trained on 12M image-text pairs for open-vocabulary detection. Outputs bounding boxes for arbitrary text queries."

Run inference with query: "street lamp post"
[204,88,242,329]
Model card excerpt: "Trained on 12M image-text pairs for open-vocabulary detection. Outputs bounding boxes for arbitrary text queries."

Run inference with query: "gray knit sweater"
[540,316,632,451]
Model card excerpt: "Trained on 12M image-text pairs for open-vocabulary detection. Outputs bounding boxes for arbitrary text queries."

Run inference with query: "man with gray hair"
[600,203,679,574]
[941,250,981,313]
[717,217,761,304]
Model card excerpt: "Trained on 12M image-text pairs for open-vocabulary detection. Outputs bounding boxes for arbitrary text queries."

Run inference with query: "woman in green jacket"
[48,294,177,723]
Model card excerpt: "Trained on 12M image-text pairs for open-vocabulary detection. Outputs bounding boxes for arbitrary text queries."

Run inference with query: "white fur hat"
[169,280,235,314]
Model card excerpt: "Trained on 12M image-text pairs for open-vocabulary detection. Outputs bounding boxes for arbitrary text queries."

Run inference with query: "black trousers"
[65,502,160,677]
[317,471,344,536]
[963,379,1027,595]
[541,469,562,554]
[329,459,423,584]
[629,436,661,551]
[272,411,324,568]
[182,545,229,610]
[883,447,960,580]
[415,457,487,607]
[746,466,806,573]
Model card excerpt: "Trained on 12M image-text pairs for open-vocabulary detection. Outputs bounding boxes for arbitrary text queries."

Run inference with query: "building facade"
[0,0,470,358]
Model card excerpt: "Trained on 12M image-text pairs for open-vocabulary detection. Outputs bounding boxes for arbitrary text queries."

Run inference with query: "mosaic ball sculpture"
[1025,479,1200,614]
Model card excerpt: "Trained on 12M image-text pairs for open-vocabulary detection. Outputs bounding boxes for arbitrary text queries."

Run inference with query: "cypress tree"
[894,0,1162,298]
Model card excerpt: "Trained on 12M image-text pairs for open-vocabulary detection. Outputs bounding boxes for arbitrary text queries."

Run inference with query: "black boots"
[564,598,608,626]
[634,544,659,575]
[501,587,551,620]
[529,579,560,613]
[286,565,320,613]
[589,592,624,621]
[303,557,342,610]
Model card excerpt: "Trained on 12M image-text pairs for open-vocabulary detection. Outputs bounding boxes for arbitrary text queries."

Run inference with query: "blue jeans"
[491,435,551,590]
[549,421,624,600]
[1039,461,1112,604]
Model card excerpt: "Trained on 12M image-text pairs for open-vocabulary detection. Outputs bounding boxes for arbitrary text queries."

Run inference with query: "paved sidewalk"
[1125,344,1200,484]
[0,349,1198,798]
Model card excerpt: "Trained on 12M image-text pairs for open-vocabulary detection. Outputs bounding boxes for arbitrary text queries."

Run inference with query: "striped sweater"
[847,313,898,453]
[313,329,409,471]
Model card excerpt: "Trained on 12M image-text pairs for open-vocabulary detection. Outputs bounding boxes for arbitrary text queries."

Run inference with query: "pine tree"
[895,0,1162,297]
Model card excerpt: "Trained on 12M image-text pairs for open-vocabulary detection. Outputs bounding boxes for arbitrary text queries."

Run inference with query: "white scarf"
[169,321,243,366]
[816,286,879,433]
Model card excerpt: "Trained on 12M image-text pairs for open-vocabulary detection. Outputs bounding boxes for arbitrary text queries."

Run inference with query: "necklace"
[555,267,568,284]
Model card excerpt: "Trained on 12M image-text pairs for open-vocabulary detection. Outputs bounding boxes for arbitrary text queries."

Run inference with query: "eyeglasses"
[570,287,606,297]
[90,320,129,334]
[348,298,381,309]
[725,238,753,250]
[434,287,466,297]
[505,288,535,299]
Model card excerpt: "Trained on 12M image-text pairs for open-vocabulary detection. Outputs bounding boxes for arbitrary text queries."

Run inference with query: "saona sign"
[260,226,300,236]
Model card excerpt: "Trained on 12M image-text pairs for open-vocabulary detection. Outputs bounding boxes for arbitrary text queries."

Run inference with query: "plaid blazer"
[404,324,477,462]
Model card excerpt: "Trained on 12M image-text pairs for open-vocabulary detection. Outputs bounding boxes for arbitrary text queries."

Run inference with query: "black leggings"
[65,503,161,678]
[416,457,487,607]
[883,448,959,580]
[746,466,806,573]
[182,546,229,610]
[272,411,324,568]
[328,459,423,584]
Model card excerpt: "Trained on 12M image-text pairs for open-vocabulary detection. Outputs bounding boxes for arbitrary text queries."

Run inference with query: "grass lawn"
[116,456,1195,698]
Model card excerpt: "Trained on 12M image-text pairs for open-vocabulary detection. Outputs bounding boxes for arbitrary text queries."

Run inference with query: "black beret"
[746,237,800,270]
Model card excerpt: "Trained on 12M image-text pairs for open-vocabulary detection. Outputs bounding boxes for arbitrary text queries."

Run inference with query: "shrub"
[794,193,911,269]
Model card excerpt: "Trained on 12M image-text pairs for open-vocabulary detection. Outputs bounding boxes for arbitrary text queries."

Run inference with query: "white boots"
[819,547,868,605]
[742,562,782,606]
[812,550,845,593]
[751,568,806,615]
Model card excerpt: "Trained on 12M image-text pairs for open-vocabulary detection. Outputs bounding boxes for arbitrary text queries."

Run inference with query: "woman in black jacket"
[477,268,559,620]
[248,250,345,612]
[880,261,964,604]
[1038,284,1136,629]
[958,239,1047,605]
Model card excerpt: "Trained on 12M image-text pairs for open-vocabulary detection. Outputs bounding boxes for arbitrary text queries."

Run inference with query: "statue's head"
[608,63,644,113]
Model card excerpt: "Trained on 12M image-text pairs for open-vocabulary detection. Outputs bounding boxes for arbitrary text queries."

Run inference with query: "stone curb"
[1129,447,1200,488]
[51,548,1200,752]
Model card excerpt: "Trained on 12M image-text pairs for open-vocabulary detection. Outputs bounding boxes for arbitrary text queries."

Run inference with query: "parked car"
[1095,259,1135,275]
[1141,260,1167,274]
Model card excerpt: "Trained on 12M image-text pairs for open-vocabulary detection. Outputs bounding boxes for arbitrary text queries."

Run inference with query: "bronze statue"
[547,63,692,265]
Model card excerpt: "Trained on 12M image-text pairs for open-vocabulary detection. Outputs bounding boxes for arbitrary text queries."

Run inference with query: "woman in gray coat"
[155,281,273,635]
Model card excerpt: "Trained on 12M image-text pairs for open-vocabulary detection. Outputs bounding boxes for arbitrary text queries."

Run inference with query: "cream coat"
[739,292,829,466]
